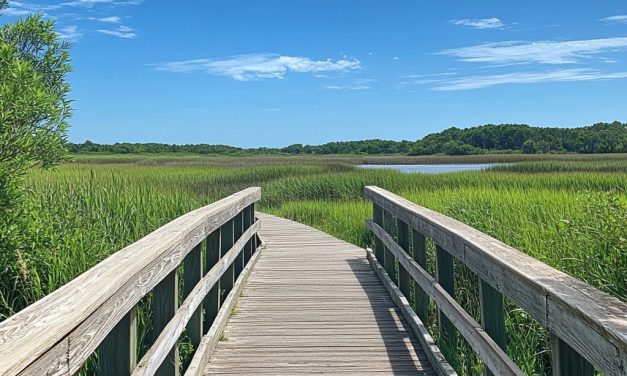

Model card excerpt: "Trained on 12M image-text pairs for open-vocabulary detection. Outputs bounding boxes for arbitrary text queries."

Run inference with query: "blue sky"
[2,1,627,147]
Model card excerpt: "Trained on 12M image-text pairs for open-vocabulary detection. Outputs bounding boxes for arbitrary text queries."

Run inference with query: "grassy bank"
[1,157,624,374]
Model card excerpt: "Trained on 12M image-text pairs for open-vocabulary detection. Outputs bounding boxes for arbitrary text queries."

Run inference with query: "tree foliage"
[69,122,627,156]
[1,8,72,302]
[0,14,72,210]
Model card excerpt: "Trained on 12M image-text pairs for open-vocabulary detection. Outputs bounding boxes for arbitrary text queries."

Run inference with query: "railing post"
[436,245,456,347]
[480,280,507,376]
[234,211,244,279]
[373,204,384,263]
[251,203,258,253]
[383,209,397,284]
[396,219,410,298]
[204,229,220,331]
[152,269,179,376]
[412,229,429,323]
[243,205,253,263]
[552,335,594,376]
[220,218,235,302]
[99,308,137,376]
[183,242,203,349]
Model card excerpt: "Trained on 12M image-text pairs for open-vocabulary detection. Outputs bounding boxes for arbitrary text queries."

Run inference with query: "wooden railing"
[364,186,626,376]
[0,187,262,376]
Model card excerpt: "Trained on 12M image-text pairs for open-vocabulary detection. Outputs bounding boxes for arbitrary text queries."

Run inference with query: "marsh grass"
[1,157,624,375]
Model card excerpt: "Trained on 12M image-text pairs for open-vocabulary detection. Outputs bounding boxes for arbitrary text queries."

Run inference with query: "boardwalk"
[204,213,434,375]
[2,187,623,376]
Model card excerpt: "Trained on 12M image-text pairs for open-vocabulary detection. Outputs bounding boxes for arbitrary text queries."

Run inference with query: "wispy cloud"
[322,78,375,91]
[429,68,627,91]
[4,0,138,14]
[438,37,627,65]
[154,54,361,81]
[450,17,504,29]
[3,1,141,40]
[601,15,627,24]
[97,25,136,38]
[57,24,82,41]
[91,15,121,23]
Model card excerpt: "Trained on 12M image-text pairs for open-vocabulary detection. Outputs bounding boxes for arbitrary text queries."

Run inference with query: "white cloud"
[154,54,361,81]
[450,18,504,29]
[322,79,375,91]
[430,68,627,91]
[91,16,121,23]
[601,15,627,23]
[97,25,136,38]
[438,37,627,65]
[57,24,81,41]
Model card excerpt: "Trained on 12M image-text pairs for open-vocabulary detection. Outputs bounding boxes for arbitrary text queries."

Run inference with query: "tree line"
[69,122,627,156]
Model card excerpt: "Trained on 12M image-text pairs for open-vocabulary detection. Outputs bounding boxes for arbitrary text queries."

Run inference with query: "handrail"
[0,187,262,375]
[364,185,627,376]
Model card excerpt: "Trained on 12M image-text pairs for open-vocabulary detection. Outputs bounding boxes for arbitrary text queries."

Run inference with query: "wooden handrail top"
[0,187,261,376]
[364,185,627,375]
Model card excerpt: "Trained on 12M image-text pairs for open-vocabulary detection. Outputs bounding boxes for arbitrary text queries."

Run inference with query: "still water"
[358,163,498,173]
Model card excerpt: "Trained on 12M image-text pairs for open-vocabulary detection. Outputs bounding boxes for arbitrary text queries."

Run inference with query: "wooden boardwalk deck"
[204,213,434,375]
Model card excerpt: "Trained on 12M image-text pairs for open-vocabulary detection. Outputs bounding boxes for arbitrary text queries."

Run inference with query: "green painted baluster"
[397,219,410,298]
[436,245,456,347]
[412,229,429,323]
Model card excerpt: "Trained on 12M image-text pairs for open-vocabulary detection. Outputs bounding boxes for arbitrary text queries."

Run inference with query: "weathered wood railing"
[0,187,262,376]
[365,186,627,376]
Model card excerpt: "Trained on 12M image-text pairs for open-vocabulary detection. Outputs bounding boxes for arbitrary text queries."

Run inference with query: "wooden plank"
[243,205,253,263]
[99,308,137,376]
[364,186,627,376]
[0,187,261,376]
[185,241,263,376]
[220,219,235,302]
[397,219,411,300]
[152,269,179,376]
[480,280,506,376]
[368,220,524,376]
[204,230,220,332]
[436,245,456,348]
[204,213,434,376]
[373,203,384,263]
[551,335,594,376]
[412,229,429,323]
[383,209,396,284]
[366,249,457,376]
[233,212,244,279]
[184,243,203,349]
[133,222,259,376]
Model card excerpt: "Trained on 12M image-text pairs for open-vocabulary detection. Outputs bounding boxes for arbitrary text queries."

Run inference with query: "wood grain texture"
[366,248,457,376]
[133,221,260,376]
[480,280,506,376]
[204,230,220,332]
[368,220,524,376]
[397,219,411,300]
[184,243,204,349]
[0,188,261,376]
[203,213,435,375]
[152,269,180,376]
[412,229,429,324]
[436,245,456,347]
[99,308,137,376]
[365,186,627,376]
[185,237,263,376]
[552,335,594,376]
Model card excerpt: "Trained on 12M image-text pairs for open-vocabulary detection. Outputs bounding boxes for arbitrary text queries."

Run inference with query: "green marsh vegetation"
[0,155,625,374]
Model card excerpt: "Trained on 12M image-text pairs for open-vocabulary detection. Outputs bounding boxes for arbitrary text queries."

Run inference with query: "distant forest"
[68,122,627,156]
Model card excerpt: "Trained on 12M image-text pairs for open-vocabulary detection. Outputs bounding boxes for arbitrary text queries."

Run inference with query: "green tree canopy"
[0,10,72,210]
